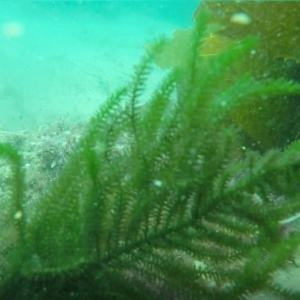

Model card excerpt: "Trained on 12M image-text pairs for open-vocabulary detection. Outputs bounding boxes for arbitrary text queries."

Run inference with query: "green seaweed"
[1,10,300,300]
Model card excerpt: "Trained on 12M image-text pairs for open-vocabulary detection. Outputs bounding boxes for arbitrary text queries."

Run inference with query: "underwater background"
[0,0,199,130]
[1,1,300,299]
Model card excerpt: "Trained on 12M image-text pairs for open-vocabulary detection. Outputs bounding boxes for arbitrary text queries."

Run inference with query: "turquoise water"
[0,1,199,130]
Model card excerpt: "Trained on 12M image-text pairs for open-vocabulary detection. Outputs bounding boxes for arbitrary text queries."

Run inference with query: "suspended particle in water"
[230,12,252,25]
[14,210,23,219]
[153,179,163,187]
[2,22,24,37]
